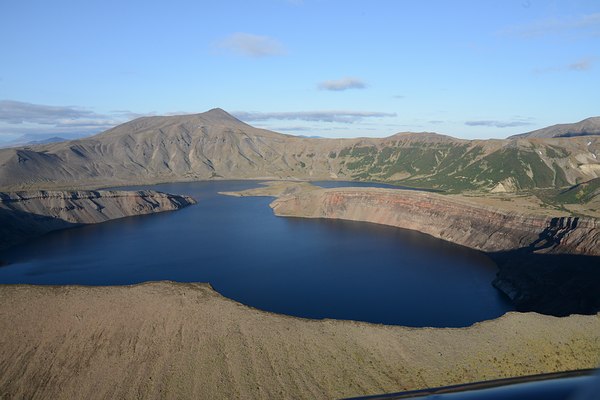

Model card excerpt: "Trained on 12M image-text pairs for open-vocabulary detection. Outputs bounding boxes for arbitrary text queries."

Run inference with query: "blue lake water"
[0,181,513,327]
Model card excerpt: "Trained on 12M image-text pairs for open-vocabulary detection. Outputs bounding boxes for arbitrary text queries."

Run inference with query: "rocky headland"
[0,281,598,400]
[0,190,196,251]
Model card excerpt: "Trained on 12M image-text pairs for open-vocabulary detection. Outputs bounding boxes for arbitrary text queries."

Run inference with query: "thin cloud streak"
[0,100,101,125]
[465,120,533,128]
[568,58,594,71]
[503,13,600,38]
[0,100,161,141]
[318,77,366,91]
[533,57,594,74]
[217,33,286,57]
[233,110,396,123]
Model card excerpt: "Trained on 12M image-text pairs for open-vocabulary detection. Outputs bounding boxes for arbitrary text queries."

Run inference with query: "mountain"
[0,108,599,192]
[23,136,68,146]
[0,133,89,149]
[511,117,600,139]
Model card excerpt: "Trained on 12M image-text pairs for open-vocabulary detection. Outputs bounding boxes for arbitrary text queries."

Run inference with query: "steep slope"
[0,109,354,189]
[511,116,600,138]
[0,190,195,251]
[0,109,599,192]
[333,136,600,191]
[553,177,600,204]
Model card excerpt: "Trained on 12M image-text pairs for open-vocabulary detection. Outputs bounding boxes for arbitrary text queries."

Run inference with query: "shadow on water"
[490,250,600,316]
[0,207,79,259]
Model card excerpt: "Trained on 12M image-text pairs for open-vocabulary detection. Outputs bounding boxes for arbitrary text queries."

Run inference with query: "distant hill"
[0,108,599,192]
[511,117,600,139]
[23,136,68,146]
[0,135,75,149]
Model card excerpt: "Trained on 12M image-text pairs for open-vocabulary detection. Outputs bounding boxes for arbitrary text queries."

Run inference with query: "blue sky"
[0,0,598,141]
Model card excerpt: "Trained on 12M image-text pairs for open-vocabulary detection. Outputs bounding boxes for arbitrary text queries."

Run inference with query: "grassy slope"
[335,142,580,193]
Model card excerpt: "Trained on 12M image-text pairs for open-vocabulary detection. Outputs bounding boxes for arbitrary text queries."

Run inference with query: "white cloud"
[0,100,161,141]
[503,13,600,38]
[0,100,103,125]
[318,77,366,91]
[465,119,533,128]
[233,110,396,123]
[534,57,594,74]
[568,58,594,71]
[217,33,285,57]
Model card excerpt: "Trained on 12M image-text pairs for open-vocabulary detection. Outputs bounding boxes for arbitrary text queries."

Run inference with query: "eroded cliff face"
[270,188,600,315]
[270,188,600,256]
[0,190,196,251]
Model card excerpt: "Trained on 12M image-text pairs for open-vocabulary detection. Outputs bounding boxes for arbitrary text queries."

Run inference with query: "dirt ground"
[1,282,598,399]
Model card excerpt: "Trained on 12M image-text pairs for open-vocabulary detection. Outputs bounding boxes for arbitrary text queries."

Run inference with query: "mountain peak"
[197,108,252,127]
[205,107,229,116]
[203,107,238,120]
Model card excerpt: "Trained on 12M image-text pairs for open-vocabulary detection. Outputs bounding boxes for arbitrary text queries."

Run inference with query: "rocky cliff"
[270,188,600,256]
[0,190,196,251]
[270,188,600,315]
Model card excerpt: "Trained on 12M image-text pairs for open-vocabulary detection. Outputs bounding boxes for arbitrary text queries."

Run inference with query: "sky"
[0,0,599,142]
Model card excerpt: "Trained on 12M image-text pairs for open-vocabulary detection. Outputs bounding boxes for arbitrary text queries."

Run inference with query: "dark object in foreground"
[347,369,597,400]
[490,250,600,316]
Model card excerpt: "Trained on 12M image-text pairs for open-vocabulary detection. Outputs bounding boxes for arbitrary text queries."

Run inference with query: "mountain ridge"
[510,116,600,139]
[0,109,599,192]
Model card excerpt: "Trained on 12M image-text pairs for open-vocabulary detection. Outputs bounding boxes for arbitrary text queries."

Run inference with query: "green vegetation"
[546,145,569,159]
[335,141,579,193]
[534,178,600,209]
[554,178,600,204]
[553,162,570,188]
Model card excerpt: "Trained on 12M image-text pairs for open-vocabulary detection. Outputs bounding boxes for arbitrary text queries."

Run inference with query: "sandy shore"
[0,281,598,399]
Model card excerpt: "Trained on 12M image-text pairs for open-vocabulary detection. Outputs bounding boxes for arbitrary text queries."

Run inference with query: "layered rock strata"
[270,188,600,315]
[0,190,195,251]
[270,188,600,256]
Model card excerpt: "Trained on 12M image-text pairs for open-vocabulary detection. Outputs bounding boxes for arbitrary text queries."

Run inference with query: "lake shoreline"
[221,181,600,317]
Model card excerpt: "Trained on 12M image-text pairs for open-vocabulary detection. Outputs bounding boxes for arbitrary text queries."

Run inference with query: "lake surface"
[0,181,513,327]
